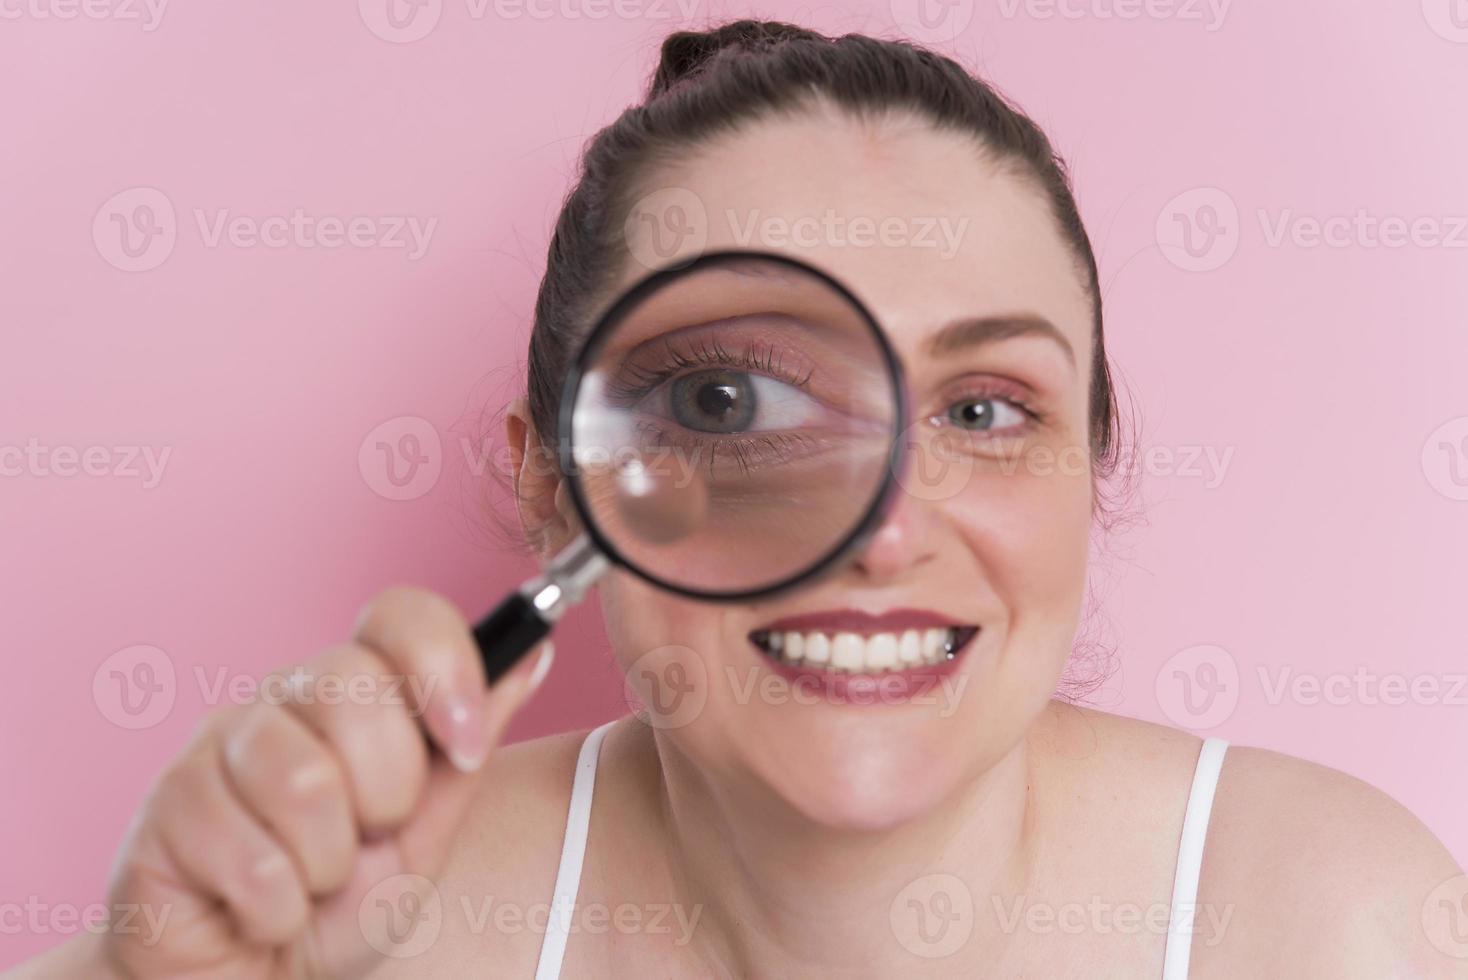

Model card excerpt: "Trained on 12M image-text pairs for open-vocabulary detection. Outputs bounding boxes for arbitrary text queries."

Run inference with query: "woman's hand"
[94,586,553,979]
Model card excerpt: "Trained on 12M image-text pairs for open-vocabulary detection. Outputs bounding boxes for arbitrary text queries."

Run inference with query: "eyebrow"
[926,314,1076,369]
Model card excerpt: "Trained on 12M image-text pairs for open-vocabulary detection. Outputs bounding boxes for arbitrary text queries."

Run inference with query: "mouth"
[748,610,980,676]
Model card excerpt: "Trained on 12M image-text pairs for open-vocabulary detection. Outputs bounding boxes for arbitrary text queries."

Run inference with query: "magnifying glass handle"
[473,592,553,684]
[473,534,608,684]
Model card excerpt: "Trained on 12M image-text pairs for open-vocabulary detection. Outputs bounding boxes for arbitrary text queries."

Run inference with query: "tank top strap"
[1161,736,1229,980]
[532,719,616,980]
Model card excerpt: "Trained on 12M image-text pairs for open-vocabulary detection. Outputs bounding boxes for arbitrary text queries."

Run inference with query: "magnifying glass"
[473,250,907,682]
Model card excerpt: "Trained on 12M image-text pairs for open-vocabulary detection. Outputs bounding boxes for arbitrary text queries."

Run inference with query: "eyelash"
[608,338,813,404]
[608,345,1044,442]
[937,380,1044,435]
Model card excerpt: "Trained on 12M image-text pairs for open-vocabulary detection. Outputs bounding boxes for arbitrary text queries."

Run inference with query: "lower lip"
[748,634,975,705]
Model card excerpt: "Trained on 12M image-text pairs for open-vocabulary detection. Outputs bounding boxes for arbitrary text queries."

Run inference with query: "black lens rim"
[556,249,907,602]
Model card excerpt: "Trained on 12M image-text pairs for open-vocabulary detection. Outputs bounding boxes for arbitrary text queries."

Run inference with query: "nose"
[849,485,938,581]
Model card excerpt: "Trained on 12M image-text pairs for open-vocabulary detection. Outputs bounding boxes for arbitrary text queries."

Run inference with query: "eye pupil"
[671,369,757,433]
[697,382,739,419]
[951,399,992,429]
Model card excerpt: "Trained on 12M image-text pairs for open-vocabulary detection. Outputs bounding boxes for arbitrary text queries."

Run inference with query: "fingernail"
[526,642,555,695]
[439,693,487,773]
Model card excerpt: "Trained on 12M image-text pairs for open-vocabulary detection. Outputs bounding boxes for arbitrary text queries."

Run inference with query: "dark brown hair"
[526,18,1120,479]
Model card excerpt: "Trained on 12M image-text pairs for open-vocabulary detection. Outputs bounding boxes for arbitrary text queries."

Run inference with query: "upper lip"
[751,608,975,635]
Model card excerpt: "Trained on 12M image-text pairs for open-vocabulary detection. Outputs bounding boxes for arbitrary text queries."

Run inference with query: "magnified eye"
[667,369,819,434]
[670,370,754,433]
[947,396,1027,432]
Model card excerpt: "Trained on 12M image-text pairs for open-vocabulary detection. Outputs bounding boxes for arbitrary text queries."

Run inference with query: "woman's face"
[528,103,1097,830]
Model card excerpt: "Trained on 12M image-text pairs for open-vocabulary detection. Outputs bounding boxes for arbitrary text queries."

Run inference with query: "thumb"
[303,642,556,976]
[396,640,554,871]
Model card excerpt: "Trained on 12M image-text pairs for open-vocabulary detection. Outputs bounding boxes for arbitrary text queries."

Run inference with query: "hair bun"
[650,19,825,97]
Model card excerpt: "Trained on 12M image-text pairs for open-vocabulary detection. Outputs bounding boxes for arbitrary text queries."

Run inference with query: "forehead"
[617,103,1094,367]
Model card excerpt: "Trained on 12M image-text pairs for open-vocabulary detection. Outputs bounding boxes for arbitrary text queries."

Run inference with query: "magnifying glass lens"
[568,254,899,596]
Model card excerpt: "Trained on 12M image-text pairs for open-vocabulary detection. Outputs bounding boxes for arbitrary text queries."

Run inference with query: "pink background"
[3,0,1465,964]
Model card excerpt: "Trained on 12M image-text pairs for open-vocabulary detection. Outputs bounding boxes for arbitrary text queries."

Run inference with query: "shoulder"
[1197,742,1467,978]
[371,725,599,977]
[1042,705,1466,977]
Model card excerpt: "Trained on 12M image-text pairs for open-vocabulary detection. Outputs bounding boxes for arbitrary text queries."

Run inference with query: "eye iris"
[671,370,756,433]
[950,399,993,430]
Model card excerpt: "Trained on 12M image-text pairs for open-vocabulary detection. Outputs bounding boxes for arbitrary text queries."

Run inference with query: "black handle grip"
[473,591,552,684]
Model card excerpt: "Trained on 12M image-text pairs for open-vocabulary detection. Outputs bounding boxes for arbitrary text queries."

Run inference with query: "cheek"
[599,571,736,695]
[951,456,1094,640]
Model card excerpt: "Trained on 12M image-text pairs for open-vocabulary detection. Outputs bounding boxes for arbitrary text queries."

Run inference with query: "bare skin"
[12,100,1464,979]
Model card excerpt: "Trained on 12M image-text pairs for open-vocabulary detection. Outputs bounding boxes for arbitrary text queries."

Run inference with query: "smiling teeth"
[751,628,969,673]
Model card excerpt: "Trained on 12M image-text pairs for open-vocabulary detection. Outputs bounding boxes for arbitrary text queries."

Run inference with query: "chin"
[757,739,961,833]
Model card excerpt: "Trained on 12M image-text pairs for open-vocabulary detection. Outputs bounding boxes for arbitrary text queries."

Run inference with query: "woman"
[20,19,1465,980]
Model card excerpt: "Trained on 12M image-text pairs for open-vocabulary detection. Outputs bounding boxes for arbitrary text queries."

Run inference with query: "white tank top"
[533,721,1229,980]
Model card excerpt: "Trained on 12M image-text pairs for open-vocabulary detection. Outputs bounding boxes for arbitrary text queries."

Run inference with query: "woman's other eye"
[944,396,1031,434]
